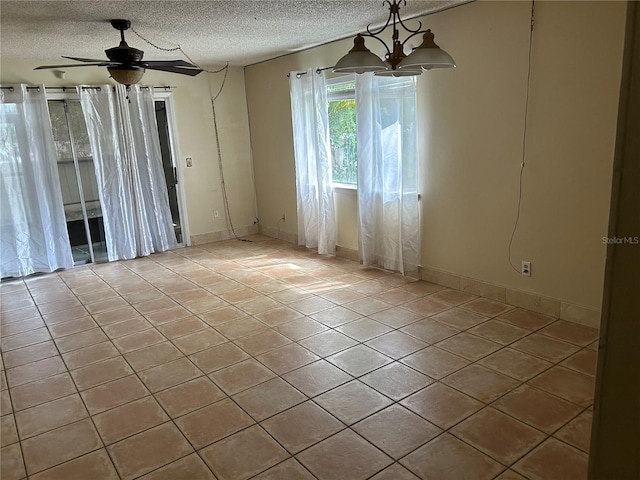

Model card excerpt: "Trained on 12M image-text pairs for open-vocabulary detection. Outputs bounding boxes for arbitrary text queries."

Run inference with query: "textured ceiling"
[0,0,469,67]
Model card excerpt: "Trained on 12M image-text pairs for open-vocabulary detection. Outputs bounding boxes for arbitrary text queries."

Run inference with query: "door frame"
[153,91,191,246]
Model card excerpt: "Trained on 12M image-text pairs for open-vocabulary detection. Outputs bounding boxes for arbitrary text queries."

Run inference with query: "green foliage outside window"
[328,81,357,185]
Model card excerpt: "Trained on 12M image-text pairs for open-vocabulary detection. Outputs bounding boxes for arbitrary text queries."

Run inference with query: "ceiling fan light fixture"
[34,19,203,82]
[333,34,388,74]
[107,67,145,85]
[398,30,456,70]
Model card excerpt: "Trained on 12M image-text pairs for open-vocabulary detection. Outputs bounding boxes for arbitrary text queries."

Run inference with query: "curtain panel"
[0,84,74,278]
[78,85,177,261]
[289,69,336,254]
[356,73,420,275]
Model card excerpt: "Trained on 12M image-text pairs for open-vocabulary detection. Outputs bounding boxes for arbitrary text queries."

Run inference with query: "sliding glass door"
[48,100,107,264]
[155,99,184,245]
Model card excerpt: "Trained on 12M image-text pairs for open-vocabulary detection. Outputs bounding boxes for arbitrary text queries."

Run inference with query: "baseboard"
[190,224,260,246]
[335,245,359,262]
[421,265,601,328]
[259,225,298,244]
[254,228,599,328]
[258,227,360,262]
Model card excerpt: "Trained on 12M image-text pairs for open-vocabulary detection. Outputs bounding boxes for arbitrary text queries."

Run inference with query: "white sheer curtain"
[289,68,336,254]
[78,84,176,261]
[0,85,74,278]
[356,73,420,275]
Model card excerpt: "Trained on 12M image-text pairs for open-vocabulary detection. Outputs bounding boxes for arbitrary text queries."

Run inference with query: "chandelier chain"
[531,1,535,31]
[131,28,228,74]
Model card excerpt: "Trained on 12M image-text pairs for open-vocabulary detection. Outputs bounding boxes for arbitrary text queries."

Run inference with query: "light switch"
[186,157,193,167]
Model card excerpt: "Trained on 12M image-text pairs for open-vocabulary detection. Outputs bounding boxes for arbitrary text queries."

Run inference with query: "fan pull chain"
[130,28,228,74]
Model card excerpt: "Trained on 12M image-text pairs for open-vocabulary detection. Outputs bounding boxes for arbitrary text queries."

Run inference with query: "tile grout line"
[136,247,398,479]
[28,270,123,480]
[0,239,596,479]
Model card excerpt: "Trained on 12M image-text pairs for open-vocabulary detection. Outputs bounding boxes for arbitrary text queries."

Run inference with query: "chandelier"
[333,0,456,77]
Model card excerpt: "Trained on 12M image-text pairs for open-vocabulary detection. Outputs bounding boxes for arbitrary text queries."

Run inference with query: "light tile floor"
[0,236,599,480]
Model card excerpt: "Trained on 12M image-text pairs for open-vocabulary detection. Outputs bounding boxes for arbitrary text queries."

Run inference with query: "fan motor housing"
[105,44,144,64]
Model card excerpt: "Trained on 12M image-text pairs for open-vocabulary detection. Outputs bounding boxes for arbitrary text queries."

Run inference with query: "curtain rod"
[0,85,176,92]
[287,66,333,78]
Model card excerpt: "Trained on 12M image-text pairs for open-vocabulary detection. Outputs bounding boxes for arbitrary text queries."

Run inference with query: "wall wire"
[210,66,252,242]
[134,28,251,242]
[508,0,535,274]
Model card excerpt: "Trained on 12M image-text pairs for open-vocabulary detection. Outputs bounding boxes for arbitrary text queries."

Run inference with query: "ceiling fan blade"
[35,63,111,70]
[144,65,203,76]
[62,56,110,63]
[142,60,199,68]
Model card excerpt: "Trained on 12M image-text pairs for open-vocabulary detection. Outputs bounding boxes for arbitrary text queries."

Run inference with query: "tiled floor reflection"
[0,235,598,479]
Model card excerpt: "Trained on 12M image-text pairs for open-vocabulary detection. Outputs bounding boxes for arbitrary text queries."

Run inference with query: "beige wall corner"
[259,225,298,245]
[190,224,259,246]
[245,38,357,246]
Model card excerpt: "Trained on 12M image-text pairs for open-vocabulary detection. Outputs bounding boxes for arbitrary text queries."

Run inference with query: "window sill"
[333,183,357,193]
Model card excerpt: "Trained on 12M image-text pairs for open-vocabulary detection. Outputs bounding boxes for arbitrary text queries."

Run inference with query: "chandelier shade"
[398,31,456,70]
[333,35,388,74]
[333,0,455,77]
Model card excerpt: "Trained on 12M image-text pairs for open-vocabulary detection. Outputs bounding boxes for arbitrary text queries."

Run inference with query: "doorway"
[47,91,188,266]
[48,99,108,265]
[154,99,184,244]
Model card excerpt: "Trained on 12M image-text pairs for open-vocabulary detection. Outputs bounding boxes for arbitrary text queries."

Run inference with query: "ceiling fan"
[35,19,203,85]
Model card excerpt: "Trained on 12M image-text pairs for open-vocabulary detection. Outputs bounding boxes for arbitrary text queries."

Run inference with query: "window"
[327,76,357,186]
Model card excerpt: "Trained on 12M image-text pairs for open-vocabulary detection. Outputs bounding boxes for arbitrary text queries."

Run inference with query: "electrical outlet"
[213,210,219,218]
[522,261,531,277]
[185,156,193,167]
